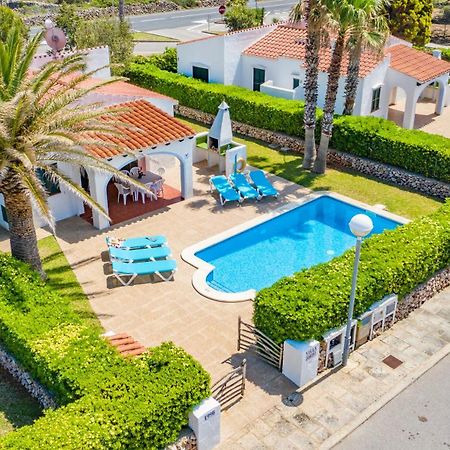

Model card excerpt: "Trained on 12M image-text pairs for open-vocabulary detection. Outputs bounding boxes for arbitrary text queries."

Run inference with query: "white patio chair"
[156,167,165,177]
[120,169,130,177]
[131,185,146,204]
[151,179,164,198]
[114,183,131,205]
[130,167,140,179]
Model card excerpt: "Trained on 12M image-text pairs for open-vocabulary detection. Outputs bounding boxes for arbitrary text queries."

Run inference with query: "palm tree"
[290,0,330,170]
[342,0,389,115]
[313,0,361,174]
[118,0,125,22]
[0,28,149,277]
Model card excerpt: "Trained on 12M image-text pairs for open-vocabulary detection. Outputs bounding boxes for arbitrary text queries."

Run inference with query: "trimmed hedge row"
[0,254,210,448]
[125,63,450,183]
[253,200,450,344]
[127,62,310,139]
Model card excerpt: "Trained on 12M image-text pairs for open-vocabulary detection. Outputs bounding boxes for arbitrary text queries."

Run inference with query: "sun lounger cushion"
[106,235,167,249]
[109,246,171,262]
[229,173,260,199]
[249,170,278,197]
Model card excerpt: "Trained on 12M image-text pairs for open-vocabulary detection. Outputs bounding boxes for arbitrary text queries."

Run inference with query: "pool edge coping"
[181,191,409,303]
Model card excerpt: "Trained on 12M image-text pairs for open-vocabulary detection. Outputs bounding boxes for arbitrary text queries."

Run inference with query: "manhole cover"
[282,392,303,407]
[383,355,403,369]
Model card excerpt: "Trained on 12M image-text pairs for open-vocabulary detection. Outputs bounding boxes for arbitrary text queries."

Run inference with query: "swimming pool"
[182,193,407,302]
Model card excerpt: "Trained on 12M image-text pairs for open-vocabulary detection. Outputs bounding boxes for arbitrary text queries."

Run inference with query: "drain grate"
[382,355,403,369]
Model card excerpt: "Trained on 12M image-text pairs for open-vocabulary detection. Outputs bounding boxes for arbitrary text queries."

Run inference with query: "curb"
[320,342,450,449]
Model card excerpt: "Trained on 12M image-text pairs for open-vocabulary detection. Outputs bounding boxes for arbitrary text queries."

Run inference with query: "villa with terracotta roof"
[177,23,450,130]
[1,52,196,231]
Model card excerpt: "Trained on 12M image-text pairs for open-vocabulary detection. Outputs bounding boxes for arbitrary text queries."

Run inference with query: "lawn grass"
[38,236,101,331]
[0,369,42,437]
[179,116,442,219]
[132,32,179,42]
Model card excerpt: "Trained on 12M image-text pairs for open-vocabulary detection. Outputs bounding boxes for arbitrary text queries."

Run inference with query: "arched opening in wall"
[387,86,408,127]
[413,80,447,131]
[80,155,183,227]
[106,155,182,226]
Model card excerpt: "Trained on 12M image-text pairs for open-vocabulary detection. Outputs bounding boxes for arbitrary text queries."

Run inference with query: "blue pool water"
[195,196,401,293]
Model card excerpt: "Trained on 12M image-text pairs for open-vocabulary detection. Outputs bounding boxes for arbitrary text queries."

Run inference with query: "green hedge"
[126,62,309,139]
[253,200,450,344]
[125,63,450,183]
[0,254,210,448]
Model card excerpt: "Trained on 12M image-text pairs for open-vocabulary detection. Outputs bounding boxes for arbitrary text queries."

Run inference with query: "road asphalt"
[333,354,450,450]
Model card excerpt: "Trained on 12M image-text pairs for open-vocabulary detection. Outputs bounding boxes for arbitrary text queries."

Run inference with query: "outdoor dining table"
[130,171,162,201]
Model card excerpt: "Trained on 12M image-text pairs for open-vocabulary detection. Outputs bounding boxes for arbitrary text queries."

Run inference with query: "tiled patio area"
[80,180,182,226]
[6,162,308,379]
[388,97,450,138]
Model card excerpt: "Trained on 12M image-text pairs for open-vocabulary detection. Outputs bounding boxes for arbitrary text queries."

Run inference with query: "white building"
[0,50,196,231]
[177,23,450,130]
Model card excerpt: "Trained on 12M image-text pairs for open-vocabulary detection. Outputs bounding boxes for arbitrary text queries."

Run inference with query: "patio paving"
[388,98,450,138]
[0,161,308,379]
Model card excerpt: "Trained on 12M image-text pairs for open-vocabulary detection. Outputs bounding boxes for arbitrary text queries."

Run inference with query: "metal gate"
[237,316,283,371]
[211,359,246,410]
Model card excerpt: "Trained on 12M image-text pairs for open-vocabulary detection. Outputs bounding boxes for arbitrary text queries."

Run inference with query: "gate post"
[282,340,320,388]
[189,397,221,450]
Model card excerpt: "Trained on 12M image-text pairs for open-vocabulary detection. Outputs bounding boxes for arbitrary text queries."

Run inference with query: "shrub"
[254,200,450,344]
[134,47,178,72]
[0,253,210,448]
[75,18,133,72]
[55,2,80,49]
[224,1,264,32]
[125,62,450,182]
[125,62,309,138]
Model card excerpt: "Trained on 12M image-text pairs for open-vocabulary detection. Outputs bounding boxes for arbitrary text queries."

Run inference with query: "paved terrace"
[0,162,308,380]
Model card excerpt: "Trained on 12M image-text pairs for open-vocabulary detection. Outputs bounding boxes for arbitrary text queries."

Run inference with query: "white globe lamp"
[44,19,54,30]
[349,214,374,238]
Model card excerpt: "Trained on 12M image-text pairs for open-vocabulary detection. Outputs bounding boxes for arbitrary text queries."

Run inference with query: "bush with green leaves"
[224,1,264,32]
[125,62,450,182]
[75,18,133,72]
[55,2,80,49]
[0,253,210,448]
[134,47,178,72]
[254,200,450,344]
[388,0,433,45]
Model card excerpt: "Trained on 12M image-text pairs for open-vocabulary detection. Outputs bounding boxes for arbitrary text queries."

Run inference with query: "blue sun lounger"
[112,259,177,286]
[229,173,261,201]
[210,175,242,206]
[249,170,279,198]
[109,246,171,262]
[106,235,167,250]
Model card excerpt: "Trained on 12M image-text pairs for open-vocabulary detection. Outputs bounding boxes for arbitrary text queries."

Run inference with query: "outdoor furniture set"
[210,170,279,206]
[106,235,177,286]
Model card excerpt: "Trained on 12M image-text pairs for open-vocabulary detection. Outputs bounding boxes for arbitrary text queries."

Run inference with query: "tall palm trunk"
[303,30,321,169]
[118,0,125,22]
[313,31,346,174]
[343,45,361,115]
[2,184,45,278]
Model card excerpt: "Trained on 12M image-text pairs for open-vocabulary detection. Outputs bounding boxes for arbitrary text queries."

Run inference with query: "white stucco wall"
[357,57,390,117]
[177,26,275,85]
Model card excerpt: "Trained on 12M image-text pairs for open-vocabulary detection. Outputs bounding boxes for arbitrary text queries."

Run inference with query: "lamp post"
[342,213,373,367]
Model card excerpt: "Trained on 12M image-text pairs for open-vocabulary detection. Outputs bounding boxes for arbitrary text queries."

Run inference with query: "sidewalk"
[217,287,450,449]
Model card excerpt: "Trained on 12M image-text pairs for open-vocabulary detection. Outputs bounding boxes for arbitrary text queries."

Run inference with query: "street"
[334,354,450,450]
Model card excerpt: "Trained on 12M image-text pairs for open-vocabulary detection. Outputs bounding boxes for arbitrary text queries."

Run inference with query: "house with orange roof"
[0,77,196,231]
[177,23,450,130]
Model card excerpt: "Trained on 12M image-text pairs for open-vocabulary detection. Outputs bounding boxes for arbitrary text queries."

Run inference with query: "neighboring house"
[177,23,450,130]
[0,49,195,231]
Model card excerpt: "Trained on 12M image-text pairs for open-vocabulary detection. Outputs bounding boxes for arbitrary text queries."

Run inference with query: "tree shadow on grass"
[0,367,42,432]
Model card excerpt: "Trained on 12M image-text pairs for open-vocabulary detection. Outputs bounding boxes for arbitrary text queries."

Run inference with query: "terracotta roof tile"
[385,44,450,82]
[87,99,195,159]
[243,24,382,77]
[106,333,146,357]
